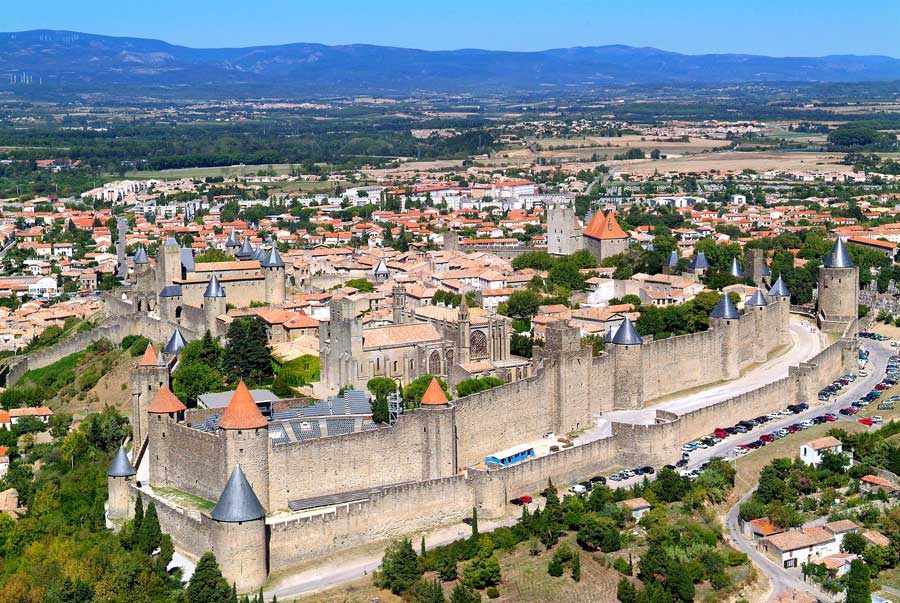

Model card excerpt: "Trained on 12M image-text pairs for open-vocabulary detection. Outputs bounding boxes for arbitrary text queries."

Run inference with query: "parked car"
[589,475,607,485]
[641,466,655,475]
[858,417,874,426]
[571,484,587,495]
[873,415,884,424]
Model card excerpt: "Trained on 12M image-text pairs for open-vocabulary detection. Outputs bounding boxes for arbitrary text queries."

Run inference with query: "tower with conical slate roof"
[203,274,226,336]
[130,343,170,463]
[147,385,187,489]
[817,238,859,332]
[710,293,741,380]
[209,464,267,593]
[769,276,792,346]
[611,316,643,410]
[262,245,286,306]
[663,250,680,275]
[107,444,136,520]
[217,381,269,511]
[373,258,390,284]
[745,288,770,363]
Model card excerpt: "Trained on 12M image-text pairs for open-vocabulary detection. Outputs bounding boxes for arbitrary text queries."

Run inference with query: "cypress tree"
[186,552,231,603]
[471,506,479,538]
[137,502,162,555]
[133,496,144,531]
[847,559,871,603]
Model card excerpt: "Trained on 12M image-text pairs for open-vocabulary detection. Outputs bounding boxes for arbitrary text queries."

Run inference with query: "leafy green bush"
[486,586,499,599]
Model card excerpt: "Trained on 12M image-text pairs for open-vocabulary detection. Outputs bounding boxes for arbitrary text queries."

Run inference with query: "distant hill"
[3,30,900,97]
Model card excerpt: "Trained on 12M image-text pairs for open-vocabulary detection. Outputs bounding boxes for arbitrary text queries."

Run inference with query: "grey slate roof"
[263,246,284,268]
[235,237,254,259]
[133,245,150,265]
[180,246,195,273]
[163,328,188,355]
[198,388,278,410]
[728,256,744,278]
[689,252,710,271]
[769,276,791,298]
[762,263,771,277]
[824,238,854,268]
[667,250,680,268]
[746,288,769,306]
[164,237,179,248]
[611,316,642,345]
[710,294,740,320]
[204,274,226,298]
[373,258,390,276]
[108,445,136,477]
[225,230,240,248]
[252,245,266,262]
[211,464,266,523]
[159,284,183,298]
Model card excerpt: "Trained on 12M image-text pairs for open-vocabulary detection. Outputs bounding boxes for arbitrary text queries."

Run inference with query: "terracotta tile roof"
[218,381,268,429]
[9,406,52,417]
[0,411,8,424]
[749,517,782,536]
[620,497,651,510]
[862,474,898,491]
[420,378,449,406]
[764,527,833,552]
[805,436,842,450]
[863,529,890,546]
[147,386,186,414]
[824,519,858,534]
[138,343,158,367]
[585,211,628,241]
[362,323,442,348]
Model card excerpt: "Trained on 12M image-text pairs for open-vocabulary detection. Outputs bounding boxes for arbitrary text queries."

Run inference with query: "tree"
[375,539,423,595]
[450,583,481,603]
[505,289,542,321]
[186,552,232,603]
[846,559,871,603]
[571,552,581,582]
[195,249,235,263]
[841,531,867,555]
[577,514,621,552]
[172,361,226,407]
[455,376,504,398]
[367,377,397,400]
[617,577,638,603]
[137,502,162,556]
[344,278,375,293]
[409,579,446,603]
[222,317,272,385]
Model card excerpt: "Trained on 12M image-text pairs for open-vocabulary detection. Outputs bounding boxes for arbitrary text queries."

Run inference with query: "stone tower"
[417,378,457,478]
[542,321,592,433]
[817,238,859,332]
[218,382,270,511]
[107,445,136,521]
[158,284,183,323]
[147,386,187,489]
[611,316,644,410]
[203,274,227,336]
[768,276,792,346]
[130,344,170,462]
[745,248,768,287]
[457,302,471,364]
[443,231,460,252]
[210,464,267,594]
[547,203,583,256]
[709,293,741,380]
[392,284,407,324]
[688,252,710,279]
[262,246,286,306]
[157,238,182,288]
[745,288,770,363]
[320,297,364,390]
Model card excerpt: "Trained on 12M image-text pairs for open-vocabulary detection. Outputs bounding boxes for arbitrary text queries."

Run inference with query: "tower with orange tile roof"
[583,210,629,263]
[146,385,187,489]
[130,343,170,463]
[218,381,270,511]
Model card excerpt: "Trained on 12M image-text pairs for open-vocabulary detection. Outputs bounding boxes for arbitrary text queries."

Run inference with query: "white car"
[734,447,749,456]
[571,484,587,495]
[872,415,884,424]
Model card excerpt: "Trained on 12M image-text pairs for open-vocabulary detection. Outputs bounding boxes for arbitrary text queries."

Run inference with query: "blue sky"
[8,0,900,56]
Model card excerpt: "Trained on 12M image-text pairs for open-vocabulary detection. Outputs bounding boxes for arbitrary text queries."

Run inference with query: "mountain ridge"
[4,29,900,97]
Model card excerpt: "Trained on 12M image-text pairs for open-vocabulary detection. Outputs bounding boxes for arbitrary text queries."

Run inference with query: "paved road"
[592,316,822,434]
[717,339,891,602]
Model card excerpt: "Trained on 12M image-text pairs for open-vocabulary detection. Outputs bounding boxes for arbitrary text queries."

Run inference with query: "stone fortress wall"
[141,297,860,575]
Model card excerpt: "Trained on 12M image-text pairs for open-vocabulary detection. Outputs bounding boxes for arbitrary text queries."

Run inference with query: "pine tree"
[137,502,163,555]
[449,583,481,603]
[134,496,144,531]
[571,552,581,582]
[471,506,479,538]
[846,559,871,603]
[617,577,637,603]
[375,539,423,595]
[421,536,427,558]
[186,552,231,603]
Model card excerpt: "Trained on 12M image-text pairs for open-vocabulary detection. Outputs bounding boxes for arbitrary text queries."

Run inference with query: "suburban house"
[860,474,899,497]
[799,436,849,467]
[9,407,53,425]
[823,519,859,549]
[743,516,784,540]
[810,553,858,578]
[760,527,838,569]
[619,497,651,521]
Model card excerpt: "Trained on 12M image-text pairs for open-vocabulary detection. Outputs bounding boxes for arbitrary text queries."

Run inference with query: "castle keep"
[106,239,861,593]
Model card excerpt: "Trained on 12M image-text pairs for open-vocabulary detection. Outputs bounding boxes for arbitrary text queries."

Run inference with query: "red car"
[713,429,729,439]
[858,417,874,426]
[875,384,888,391]
[823,414,837,422]
[519,495,533,504]
[759,434,775,442]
